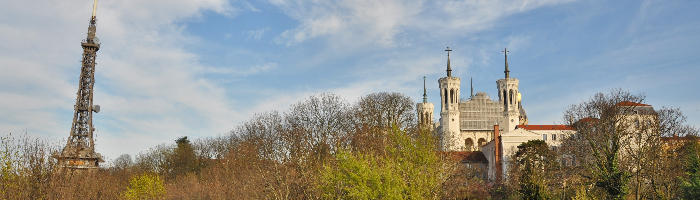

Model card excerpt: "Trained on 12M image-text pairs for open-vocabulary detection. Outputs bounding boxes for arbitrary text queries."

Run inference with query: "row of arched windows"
[419,111,432,125]
[464,138,487,151]
[443,88,459,110]
[502,88,518,110]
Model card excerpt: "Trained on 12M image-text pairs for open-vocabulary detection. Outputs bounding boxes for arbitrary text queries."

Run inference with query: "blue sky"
[1,0,699,162]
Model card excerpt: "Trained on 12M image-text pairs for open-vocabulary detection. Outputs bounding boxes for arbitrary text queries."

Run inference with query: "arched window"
[509,89,514,105]
[424,112,430,124]
[450,89,454,104]
[477,138,487,151]
[444,88,448,108]
[420,112,424,124]
[503,90,507,107]
[455,89,458,103]
[465,138,474,151]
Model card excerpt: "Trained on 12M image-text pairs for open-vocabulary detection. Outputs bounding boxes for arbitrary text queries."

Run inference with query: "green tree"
[319,127,446,199]
[513,140,557,199]
[679,136,700,199]
[166,136,200,179]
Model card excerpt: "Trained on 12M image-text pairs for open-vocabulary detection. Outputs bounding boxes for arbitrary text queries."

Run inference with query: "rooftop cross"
[446,47,452,77]
[502,48,510,78]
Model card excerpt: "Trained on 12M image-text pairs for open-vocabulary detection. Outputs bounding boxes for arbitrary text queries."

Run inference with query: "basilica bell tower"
[496,48,520,132]
[439,47,461,150]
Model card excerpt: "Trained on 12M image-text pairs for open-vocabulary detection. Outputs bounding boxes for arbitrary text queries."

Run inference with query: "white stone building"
[416,48,529,152]
[416,48,574,181]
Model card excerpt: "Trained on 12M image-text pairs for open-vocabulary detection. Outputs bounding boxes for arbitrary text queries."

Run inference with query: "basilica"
[416,48,574,181]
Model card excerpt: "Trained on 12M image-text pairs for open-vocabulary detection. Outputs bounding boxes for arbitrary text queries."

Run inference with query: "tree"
[112,154,133,171]
[166,136,200,179]
[319,127,447,199]
[0,133,21,198]
[352,92,416,131]
[561,89,699,199]
[562,89,642,199]
[122,173,166,200]
[511,140,557,199]
[285,93,353,163]
[351,92,417,154]
[679,136,700,199]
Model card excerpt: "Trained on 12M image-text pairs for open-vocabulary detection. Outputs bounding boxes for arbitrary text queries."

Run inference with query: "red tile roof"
[517,125,573,130]
[577,117,598,123]
[661,135,698,142]
[616,101,651,107]
[447,151,488,163]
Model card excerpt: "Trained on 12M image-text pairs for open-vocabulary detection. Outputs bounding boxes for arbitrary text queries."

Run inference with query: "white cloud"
[270,0,574,48]
[247,27,271,41]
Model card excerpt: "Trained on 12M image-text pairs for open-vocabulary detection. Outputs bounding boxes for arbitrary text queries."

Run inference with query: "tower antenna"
[54,0,104,171]
[92,0,98,19]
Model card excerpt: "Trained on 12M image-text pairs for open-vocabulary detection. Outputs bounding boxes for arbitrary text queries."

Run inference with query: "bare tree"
[561,89,699,199]
[285,93,353,162]
[561,89,645,199]
[351,92,417,154]
[352,92,416,130]
[111,154,132,171]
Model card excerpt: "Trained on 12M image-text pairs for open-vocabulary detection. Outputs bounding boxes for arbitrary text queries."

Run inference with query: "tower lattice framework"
[54,0,104,171]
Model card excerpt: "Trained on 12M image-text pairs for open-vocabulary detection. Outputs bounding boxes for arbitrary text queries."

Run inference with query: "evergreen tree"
[514,140,557,199]
[679,136,700,199]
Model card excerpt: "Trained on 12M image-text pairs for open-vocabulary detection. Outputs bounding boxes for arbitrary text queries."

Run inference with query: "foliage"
[513,140,557,199]
[122,173,166,200]
[319,127,446,199]
[166,136,201,178]
[0,133,21,197]
[561,89,700,199]
[562,89,642,199]
[4,91,699,199]
[679,136,700,199]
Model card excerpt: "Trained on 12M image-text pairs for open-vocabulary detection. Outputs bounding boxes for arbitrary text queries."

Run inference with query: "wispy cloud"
[247,27,271,41]
[270,0,574,48]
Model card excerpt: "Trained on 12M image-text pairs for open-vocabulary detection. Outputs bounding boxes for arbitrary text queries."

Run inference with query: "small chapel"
[416,48,574,181]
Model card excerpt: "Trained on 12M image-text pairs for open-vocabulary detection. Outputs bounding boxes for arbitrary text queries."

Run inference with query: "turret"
[417,76,434,128]
[497,48,520,132]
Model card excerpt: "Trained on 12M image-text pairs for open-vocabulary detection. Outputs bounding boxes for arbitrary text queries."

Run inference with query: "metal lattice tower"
[54,0,104,171]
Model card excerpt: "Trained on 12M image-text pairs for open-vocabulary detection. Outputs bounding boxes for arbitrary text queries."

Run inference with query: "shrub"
[122,173,166,200]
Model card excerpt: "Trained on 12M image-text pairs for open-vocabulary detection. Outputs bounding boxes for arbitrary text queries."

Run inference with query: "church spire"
[502,48,510,78]
[423,76,427,103]
[445,47,452,77]
[470,77,474,98]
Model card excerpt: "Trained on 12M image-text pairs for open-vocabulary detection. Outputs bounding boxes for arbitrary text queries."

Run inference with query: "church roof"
[517,125,573,131]
[616,101,652,107]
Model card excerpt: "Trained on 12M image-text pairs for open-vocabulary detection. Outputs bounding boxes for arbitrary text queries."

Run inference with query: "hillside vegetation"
[1,91,698,199]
